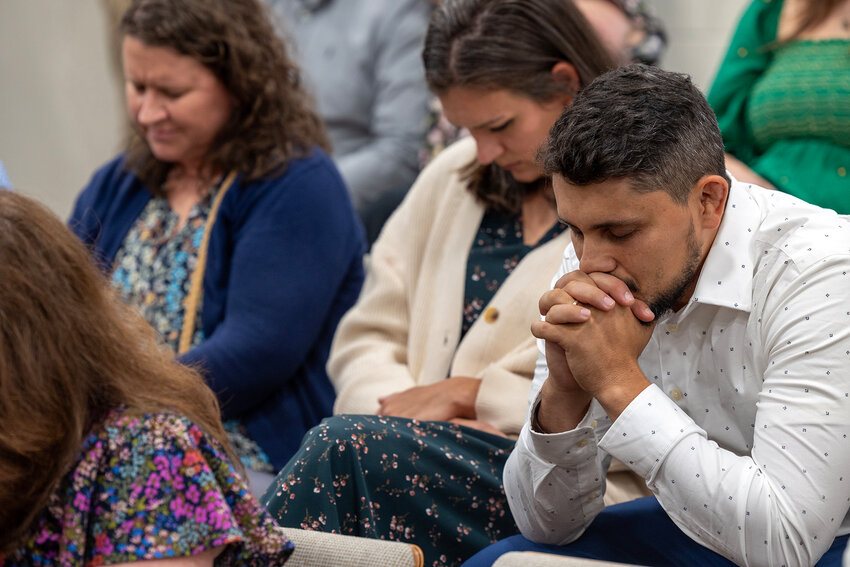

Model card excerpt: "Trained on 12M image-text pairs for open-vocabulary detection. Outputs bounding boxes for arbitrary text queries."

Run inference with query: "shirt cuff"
[600,384,702,479]
[525,397,601,467]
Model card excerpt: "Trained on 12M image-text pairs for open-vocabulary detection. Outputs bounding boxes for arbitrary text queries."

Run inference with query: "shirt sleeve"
[602,254,850,566]
[504,398,613,545]
[87,413,293,565]
[328,227,418,414]
[329,142,448,414]
[506,241,618,544]
[335,0,431,210]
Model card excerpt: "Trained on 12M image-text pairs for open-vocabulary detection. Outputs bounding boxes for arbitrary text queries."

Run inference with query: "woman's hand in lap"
[377,377,481,422]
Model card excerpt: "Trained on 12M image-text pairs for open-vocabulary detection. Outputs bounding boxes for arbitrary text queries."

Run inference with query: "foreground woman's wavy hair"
[0,191,234,553]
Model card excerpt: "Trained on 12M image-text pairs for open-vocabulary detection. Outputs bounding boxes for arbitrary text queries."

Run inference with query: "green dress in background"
[707,0,850,212]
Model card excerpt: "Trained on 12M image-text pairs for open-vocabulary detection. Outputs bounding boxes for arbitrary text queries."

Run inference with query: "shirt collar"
[686,179,761,314]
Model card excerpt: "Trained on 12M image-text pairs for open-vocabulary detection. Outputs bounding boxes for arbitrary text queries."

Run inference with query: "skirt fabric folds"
[262,414,519,566]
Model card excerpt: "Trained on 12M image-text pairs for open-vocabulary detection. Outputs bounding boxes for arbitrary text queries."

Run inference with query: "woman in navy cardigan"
[69,0,364,492]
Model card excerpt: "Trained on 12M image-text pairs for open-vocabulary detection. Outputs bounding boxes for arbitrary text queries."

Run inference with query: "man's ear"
[550,61,580,106]
[695,174,728,230]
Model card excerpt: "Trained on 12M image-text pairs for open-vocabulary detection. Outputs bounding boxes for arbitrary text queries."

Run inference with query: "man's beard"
[625,224,702,322]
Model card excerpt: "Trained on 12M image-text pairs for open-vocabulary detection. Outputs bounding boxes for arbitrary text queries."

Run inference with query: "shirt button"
[483,307,499,323]
[671,388,683,401]
[577,439,589,448]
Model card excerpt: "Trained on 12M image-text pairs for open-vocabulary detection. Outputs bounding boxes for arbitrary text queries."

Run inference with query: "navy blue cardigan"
[70,149,366,469]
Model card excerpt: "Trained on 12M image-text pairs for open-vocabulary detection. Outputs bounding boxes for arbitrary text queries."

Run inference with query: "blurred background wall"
[0,0,748,218]
[0,0,125,218]
[653,0,749,91]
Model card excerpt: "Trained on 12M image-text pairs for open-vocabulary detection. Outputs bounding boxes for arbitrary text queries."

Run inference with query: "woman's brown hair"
[0,191,235,553]
[423,0,616,213]
[121,0,329,193]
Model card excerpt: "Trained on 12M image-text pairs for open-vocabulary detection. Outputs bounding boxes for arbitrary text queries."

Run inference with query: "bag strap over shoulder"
[178,170,238,355]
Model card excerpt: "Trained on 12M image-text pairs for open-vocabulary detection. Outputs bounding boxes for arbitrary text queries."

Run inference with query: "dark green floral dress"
[462,210,563,338]
[1,409,292,566]
[262,211,564,566]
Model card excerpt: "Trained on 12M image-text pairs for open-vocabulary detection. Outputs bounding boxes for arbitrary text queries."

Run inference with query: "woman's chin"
[147,145,180,164]
[507,167,543,184]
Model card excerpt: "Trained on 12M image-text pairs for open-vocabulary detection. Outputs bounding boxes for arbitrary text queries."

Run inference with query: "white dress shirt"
[506,181,850,567]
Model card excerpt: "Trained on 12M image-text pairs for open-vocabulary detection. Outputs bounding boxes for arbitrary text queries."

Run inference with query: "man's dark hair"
[542,64,729,204]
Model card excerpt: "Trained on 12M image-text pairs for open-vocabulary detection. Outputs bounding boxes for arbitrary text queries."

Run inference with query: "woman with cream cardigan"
[263,1,646,564]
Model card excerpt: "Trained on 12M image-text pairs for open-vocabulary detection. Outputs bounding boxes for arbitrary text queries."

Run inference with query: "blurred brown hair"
[0,191,235,553]
[423,0,615,213]
[121,0,329,193]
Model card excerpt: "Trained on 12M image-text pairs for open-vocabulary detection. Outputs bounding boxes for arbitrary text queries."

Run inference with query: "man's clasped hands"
[532,271,657,434]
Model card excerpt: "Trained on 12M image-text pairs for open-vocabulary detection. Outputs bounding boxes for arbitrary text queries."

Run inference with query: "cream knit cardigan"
[329,138,570,437]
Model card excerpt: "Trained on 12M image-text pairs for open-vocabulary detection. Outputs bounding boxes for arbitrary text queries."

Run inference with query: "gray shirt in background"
[264,0,432,221]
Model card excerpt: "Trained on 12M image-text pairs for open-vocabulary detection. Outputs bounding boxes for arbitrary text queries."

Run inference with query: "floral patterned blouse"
[0,409,292,566]
[111,192,274,474]
[461,209,565,338]
[111,193,212,352]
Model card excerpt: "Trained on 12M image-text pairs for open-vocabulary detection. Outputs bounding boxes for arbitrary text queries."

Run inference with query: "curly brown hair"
[120,0,329,193]
[0,191,237,554]
[423,0,615,214]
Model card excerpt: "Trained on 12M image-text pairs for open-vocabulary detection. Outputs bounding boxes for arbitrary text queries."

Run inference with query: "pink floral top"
[1,410,292,566]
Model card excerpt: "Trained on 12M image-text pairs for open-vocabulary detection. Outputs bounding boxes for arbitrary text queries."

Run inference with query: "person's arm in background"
[178,159,365,420]
[329,218,419,415]
[336,0,431,212]
[374,284,557,435]
[707,0,781,186]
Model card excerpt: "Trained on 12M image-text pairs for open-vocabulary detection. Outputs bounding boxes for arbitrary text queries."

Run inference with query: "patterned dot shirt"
[509,180,850,566]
